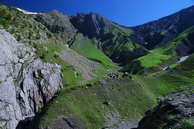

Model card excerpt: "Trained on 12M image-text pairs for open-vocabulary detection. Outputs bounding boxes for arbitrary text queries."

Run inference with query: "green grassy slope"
[71,34,116,68]
[101,27,139,56]
[135,54,194,96]
[33,43,83,85]
[36,78,155,129]
[0,5,57,44]
[71,13,142,64]
[30,25,194,129]
[99,27,146,66]
[71,33,118,78]
[30,33,154,129]
[122,26,194,74]
[139,26,194,68]
[35,54,194,129]
[33,42,111,86]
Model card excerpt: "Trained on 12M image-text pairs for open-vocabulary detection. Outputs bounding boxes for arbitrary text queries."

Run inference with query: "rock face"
[70,13,114,38]
[0,29,62,129]
[33,10,77,41]
[137,88,194,129]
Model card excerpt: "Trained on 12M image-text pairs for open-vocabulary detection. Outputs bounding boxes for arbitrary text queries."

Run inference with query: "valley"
[0,3,194,129]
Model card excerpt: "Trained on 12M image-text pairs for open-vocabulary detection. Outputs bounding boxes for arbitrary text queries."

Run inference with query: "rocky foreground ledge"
[0,29,62,129]
[137,88,194,129]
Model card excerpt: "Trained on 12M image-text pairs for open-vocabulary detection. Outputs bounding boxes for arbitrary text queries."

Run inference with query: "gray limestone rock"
[0,29,62,129]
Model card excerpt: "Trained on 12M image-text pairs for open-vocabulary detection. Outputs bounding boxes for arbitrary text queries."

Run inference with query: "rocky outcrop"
[33,10,77,41]
[137,88,194,129]
[70,13,114,38]
[0,29,62,129]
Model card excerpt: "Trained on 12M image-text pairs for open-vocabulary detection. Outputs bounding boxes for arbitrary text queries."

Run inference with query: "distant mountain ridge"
[131,5,194,49]
[14,5,194,67]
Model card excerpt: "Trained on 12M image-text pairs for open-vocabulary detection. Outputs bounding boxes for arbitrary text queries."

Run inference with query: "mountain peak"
[70,12,114,38]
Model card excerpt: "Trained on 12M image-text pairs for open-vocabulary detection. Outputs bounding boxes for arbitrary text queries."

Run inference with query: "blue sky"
[2,0,194,26]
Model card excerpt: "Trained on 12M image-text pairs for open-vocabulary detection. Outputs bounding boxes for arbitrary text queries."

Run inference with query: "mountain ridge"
[131,5,194,49]
[1,3,194,129]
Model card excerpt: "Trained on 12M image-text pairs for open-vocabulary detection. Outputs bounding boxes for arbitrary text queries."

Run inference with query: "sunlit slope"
[122,26,194,74]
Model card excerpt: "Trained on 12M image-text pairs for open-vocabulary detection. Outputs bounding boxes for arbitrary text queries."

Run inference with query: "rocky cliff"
[137,88,194,129]
[32,10,77,42]
[0,29,62,129]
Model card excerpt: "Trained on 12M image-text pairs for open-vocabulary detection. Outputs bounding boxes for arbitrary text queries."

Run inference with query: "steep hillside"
[123,25,194,74]
[0,5,57,44]
[31,78,155,129]
[70,13,147,65]
[70,33,116,68]
[0,5,114,86]
[134,54,194,129]
[132,5,194,49]
[32,10,77,42]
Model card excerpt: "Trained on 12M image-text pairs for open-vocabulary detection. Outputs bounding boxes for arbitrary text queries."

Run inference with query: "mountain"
[32,10,77,42]
[132,5,194,49]
[70,13,147,65]
[122,25,194,74]
[123,8,194,74]
[0,3,194,129]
